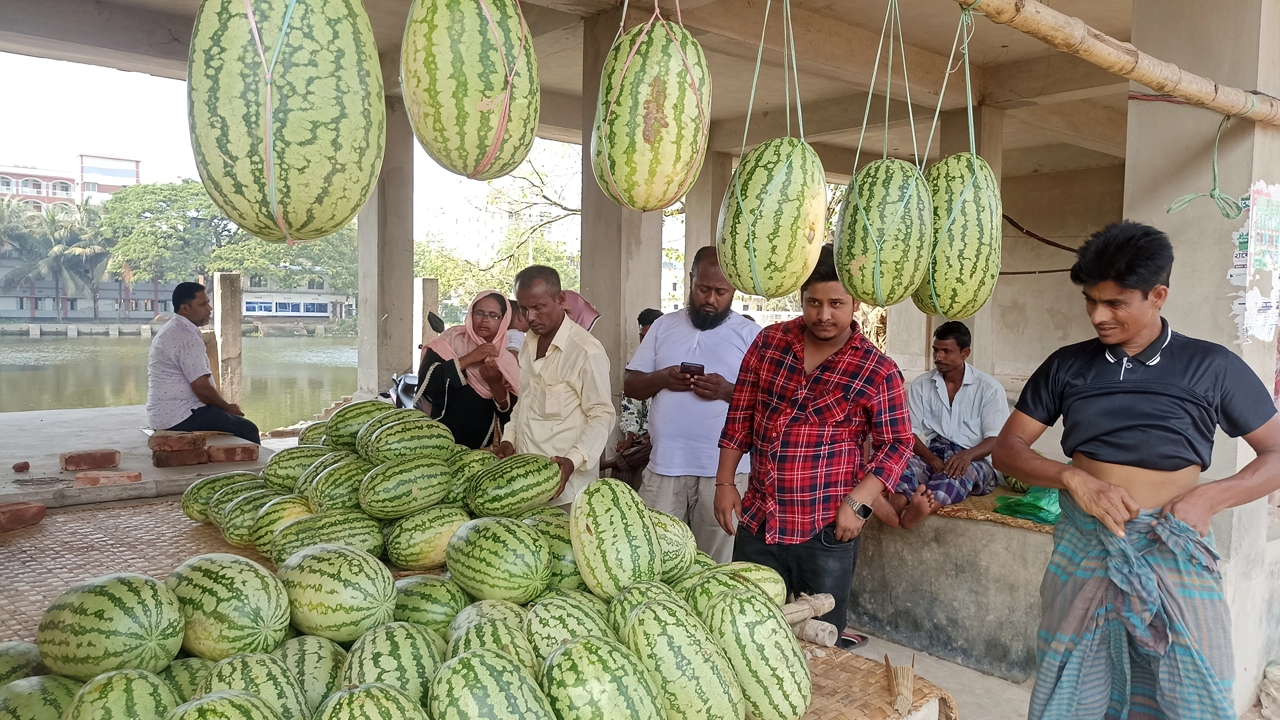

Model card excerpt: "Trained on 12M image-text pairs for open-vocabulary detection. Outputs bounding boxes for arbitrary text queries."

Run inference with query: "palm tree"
[59,201,113,320]
[1,206,94,321]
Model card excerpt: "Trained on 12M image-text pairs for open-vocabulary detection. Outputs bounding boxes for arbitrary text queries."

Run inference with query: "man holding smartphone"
[623,247,762,562]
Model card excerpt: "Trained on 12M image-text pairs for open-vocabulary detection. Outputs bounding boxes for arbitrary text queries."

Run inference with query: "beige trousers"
[638,469,749,564]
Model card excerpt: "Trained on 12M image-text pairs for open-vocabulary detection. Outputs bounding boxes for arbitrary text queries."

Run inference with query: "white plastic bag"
[1260,662,1280,720]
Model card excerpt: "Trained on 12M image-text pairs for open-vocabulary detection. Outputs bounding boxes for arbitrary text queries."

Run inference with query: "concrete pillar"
[200,327,220,390]
[357,96,415,399]
[28,324,39,338]
[140,324,151,339]
[1126,2,1279,708]
[108,324,118,337]
[684,150,733,276]
[213,272,244,404]
[412,277,441,370]
[580,11,664,395]
[66,325,77,338]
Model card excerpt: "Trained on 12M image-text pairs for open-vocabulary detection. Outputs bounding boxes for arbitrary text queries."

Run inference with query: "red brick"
[207,444,260,463]
[148,431,207,453]
[74,471,143,487]
[153,449,210,468]
[60,449,121,472]
[0,502,46,532]
[12,462,29,472]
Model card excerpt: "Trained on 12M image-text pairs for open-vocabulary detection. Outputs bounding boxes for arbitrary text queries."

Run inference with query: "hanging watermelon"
[835,158,933,307]
[401,0,540,181]
[188,0,386,243]
[591,19,712,211]
[912,152,1002,319]
[716,138,827,299]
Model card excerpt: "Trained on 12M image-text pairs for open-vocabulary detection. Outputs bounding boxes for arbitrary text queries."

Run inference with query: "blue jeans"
[733,521,860,634]
[168,405,261,445]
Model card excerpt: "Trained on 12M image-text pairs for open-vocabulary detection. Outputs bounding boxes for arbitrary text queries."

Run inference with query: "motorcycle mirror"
[428,312,445,334]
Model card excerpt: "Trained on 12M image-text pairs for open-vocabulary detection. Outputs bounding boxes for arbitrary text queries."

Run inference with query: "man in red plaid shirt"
[714,244,913,641]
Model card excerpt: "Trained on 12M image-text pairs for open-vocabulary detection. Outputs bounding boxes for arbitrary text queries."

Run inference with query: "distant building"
[243,273,353,320]
[0,155,140,213]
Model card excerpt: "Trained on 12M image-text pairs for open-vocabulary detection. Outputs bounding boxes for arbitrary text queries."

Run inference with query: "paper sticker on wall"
[1250,181,1280,271]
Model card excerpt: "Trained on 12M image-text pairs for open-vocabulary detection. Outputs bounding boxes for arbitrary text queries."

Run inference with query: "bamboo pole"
[954,0,1280,126]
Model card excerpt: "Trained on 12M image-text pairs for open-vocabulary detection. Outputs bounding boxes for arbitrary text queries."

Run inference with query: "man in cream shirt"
[497,266,614,507]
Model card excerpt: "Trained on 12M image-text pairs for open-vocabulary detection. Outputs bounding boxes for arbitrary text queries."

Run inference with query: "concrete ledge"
[848,514,1054,683]
[1,470,222,508]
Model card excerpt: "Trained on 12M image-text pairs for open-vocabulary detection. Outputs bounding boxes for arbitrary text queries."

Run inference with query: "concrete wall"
[994,166,1124,377]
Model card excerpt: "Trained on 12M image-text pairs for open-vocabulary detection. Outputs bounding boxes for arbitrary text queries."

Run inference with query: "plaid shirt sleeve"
[719,334,763,453]
[863,366,914,491]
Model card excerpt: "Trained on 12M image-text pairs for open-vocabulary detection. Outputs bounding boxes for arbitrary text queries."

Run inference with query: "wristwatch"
[843,495,873,520]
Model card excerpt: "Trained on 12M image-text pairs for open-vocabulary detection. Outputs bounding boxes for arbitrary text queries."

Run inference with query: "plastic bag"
[993,487,1060,525]
[1260,661,1280,720]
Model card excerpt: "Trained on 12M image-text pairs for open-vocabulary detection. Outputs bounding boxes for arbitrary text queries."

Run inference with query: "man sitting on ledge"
[146,282,260,445]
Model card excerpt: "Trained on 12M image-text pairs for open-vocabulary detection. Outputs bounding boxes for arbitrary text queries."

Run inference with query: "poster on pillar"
[1249,181,1280,272]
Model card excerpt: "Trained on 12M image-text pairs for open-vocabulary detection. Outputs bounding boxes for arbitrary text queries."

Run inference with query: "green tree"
[208,222,360,317]
[1,205,98,321]
[100,180,245,284]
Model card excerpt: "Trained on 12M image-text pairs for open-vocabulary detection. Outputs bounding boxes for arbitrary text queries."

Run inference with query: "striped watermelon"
[445,599,526,643]
[295,451,357,495]
[187,0,384,242]
[912,152,1002,319]
[277,544,396,643]
[443,450,496,507]
[297,423,327,446]
[314,682,428,720]
[622,598,745,720]
[678,569,766,622]
[648,509,696,583]
[836,157,933,307]
[591,20,710,212]
[0,675,82,720]
[447,617,539,679]
[0,642,43,689]
[354,409,423,461]
[165,554,291,661]
[524,594,614,663]
[200,654,307,720]
[263,446,333,493]
[429,648,555,720]
[467,454,561,517]
[157,658,214,702]
[208,481,268,528]
[342,622,441,707]
[535,587,609,619]
[271,509,385,566]
[359,456,452,519]
[385,505,470,570]
[570,479,662,600]
[182,472,259,524]
[252,495,313,555]
[522,514,585,591]
[701,562,787,606]
[310,459,377,513]
[272,636,346,715]
[325,401,396,452]
[540,636,662,720]
[704,589,811,720]
[400,0,539,181]
[717,137,827,298]
[393,576,472,636]
[220,489,285,548]
[165,688,283,720]
[445,518,551,603]
[367,418,455,464]
[506,505,567,522]
[36,574,184,681]
[62,668,179,720]
[689,551,717,573]
[605,580,686,637]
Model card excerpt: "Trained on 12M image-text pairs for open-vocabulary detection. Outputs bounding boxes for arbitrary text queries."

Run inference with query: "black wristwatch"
[843,495,873,520]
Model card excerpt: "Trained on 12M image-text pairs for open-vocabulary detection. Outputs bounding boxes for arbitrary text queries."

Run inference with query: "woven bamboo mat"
[0,500,958,719]
[935,493,1054,534]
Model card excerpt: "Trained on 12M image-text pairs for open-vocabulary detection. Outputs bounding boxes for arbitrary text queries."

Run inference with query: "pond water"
[0,335,358,432]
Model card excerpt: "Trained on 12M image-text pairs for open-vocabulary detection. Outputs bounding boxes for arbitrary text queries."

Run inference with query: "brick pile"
[148,431,258,467]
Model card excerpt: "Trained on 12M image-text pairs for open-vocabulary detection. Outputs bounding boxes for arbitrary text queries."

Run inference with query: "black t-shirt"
[1015,318,1276,471]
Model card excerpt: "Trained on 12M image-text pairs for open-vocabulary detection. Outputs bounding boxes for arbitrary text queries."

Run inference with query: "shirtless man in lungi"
[993,221,1280,720]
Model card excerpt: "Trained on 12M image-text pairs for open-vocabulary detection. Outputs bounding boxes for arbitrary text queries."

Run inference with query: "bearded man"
[623,246,762,561]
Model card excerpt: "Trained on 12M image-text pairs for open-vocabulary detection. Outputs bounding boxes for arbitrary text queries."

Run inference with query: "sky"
[0,51,683,262]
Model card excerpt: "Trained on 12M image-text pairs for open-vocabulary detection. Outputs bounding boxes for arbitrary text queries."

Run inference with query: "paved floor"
[0,406,275,507]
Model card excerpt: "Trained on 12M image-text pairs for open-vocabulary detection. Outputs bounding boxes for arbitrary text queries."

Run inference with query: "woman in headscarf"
[562,290,601,332]
[415,291,520,449]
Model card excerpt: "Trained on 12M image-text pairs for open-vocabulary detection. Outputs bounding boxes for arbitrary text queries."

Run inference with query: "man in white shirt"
[624,247,761,561]
[894,320,1009,527]
[147,282,260,444]
[497,266,615,508]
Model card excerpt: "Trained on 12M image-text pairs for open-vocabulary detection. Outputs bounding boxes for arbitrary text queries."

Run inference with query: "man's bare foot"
[925,489,942,514]
[900,485,936,530]
[887,493,909,514]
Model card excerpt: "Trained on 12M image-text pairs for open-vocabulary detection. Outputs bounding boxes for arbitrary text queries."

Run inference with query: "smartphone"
[680,362,705,376]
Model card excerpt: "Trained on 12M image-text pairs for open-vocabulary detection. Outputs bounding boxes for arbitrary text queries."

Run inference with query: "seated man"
[147,282,260,444]
[891,320,1008,528]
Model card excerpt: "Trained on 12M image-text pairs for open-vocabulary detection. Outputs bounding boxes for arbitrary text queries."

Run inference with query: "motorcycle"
[380,311,446,411]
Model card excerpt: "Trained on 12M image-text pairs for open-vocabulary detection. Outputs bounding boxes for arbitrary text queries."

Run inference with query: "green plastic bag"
[994,487,1060,525]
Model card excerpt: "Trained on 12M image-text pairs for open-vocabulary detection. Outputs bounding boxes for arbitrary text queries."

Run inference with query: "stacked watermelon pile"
[1,401,814,720]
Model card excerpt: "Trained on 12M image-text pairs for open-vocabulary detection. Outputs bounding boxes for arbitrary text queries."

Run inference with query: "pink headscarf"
[423,290,520,400]
[563,290,600,332]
